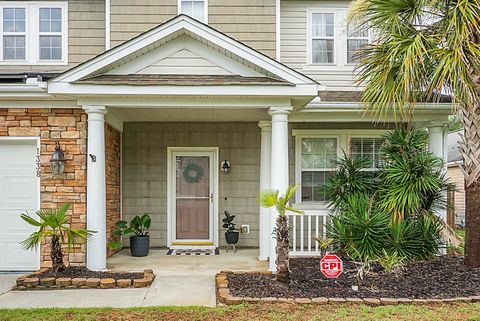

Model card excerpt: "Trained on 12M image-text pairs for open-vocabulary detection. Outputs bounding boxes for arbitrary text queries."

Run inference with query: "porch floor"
[0,248,267,309]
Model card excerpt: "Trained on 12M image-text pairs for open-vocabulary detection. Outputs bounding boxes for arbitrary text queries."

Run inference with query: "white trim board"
[166,147,219,249]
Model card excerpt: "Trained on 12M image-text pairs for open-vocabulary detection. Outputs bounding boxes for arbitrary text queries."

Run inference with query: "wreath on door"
[183,163,204,183]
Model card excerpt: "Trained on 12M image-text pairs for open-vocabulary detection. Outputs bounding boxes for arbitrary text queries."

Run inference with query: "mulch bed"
[228,256,480,299]
[37,266,144,280]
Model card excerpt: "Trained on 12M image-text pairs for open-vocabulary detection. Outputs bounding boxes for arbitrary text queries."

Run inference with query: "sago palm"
[259,185,303,283]
[21,203,95,274]
[350,0,480,265]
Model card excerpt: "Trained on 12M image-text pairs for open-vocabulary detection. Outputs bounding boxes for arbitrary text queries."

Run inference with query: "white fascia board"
[51,16,317,85]
[77,96,292,108]
[48,82,319,98]
[304,102,453,115]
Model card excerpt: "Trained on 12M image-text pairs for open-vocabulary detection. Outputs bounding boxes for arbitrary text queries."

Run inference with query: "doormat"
[167,248,220,256]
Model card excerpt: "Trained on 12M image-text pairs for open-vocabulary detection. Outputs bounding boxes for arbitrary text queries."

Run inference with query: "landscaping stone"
[329,298,347,303]
[100,278,116,289]
[133,278,152,288]
[86,278,101,288]
[71,278,86,287]
[39,278,56,287]
[346,298,364,304]
[23,278,39,288]
[397,298,413,304]
[380,298,398,305]
[116,279,132,288]
[295,298,312,304]
[312,297,329,304]
[470,296,480,302]
[56,278,72,287]
[413,299,428,304]
[261,297,278,302]
[363,298,381,305]
[225,297,243,305]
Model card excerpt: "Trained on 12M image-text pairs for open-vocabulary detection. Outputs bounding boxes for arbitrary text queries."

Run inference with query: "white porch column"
[428,123,448,221]
[84,105,107,271]
[268,107,291,272]
[258,121,272,261]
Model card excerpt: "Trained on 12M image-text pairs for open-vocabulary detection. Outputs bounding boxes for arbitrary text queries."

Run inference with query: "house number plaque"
[35,148,41,177]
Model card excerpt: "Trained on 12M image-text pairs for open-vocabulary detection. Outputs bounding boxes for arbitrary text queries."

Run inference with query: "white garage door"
[0,139,39,271]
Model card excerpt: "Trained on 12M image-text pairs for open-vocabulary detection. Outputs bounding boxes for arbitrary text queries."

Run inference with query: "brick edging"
[13,268,155,291]
[216,271,480,305]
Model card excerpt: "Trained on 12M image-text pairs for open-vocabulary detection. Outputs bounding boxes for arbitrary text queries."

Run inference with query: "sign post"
[320,254,343,289]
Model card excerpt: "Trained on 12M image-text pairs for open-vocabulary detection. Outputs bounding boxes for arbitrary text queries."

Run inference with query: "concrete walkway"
[0,249,267,308]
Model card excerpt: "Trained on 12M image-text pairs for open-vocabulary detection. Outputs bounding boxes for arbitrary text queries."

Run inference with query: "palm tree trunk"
[459,101,480,266]
[50,234,65,274]
[275,215,290,283]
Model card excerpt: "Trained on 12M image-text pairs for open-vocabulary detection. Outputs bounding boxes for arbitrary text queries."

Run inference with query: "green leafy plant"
[222,211,236,232]
[378,250,405,273]
[350,0,480,267]
[109,214,151,250]
[313,236,333,257]
[259,185,304,284]
[20,203,95,274]
[325,127,446,266]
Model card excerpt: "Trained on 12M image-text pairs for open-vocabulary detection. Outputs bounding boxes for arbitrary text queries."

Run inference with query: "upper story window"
[307,9,369,67]
[312,13,334,64]
[179,0,208,23]
[346,21,369,63]
[294,130,385,206]
[0,2,67,65]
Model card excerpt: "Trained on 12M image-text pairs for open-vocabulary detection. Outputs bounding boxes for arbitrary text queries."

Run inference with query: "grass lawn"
[1,303,480,321]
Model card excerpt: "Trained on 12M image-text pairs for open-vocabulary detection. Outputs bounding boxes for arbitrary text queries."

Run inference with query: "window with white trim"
[294,131,385,205]
[299,137,338,202]
[350,137,384,170]
[311,13,334,64]
[2,7,26,60]
[346,21,369,63]
[307,8,369,66]
[179,0,207,23]
[0,2,67,64]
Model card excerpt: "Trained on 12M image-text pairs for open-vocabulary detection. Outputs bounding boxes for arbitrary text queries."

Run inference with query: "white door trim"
[0,136,41,271]
[166,147,219,249]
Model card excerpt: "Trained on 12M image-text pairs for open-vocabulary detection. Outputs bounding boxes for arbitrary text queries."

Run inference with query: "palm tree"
[350,0,480,266]
[21,203,95,274]
[259,185,304,283]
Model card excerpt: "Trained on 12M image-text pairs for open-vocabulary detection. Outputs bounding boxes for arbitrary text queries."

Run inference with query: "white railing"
[288,210,329,256]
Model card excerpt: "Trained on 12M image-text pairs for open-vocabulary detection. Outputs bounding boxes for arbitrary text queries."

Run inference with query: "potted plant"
[222,211,239,245]
[109,214,151,257]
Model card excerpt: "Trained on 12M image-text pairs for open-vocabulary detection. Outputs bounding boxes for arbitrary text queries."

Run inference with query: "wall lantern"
[50,141,66,175]
[221,160,231,173]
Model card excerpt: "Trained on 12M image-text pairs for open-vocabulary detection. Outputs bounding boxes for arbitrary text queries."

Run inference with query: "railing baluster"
[300,215,304,253]
[315,215,319,253]
[322,215,327,238]
[292,215,296,254]
[307,215,312,252]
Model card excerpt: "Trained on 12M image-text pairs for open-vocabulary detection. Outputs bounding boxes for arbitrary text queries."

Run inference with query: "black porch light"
[50,141,66,175]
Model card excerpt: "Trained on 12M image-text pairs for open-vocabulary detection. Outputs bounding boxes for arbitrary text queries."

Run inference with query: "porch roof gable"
[50,15,319,87]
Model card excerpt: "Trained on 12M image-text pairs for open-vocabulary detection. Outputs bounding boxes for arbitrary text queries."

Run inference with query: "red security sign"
[320,255,343,278]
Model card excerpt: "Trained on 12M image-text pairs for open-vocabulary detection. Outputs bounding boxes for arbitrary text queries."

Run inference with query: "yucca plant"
[259,185,303,283]
[20,203,95,274]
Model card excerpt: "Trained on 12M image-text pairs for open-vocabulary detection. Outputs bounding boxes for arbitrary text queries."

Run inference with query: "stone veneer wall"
[0,108,87,267]
[105,123,121,257]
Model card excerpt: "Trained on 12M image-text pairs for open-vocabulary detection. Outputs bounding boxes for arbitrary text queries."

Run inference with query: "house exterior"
[447,130,465,227]
[0,0,451,272]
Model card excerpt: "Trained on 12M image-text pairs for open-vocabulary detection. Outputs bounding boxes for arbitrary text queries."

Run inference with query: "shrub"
[325,127,446,265]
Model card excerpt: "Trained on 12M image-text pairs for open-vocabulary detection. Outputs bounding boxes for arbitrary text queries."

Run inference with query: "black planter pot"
[130,235,150,257]
[225,231,239,244]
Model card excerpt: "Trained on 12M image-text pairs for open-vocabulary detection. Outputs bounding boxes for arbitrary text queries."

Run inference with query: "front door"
[168,148,218,247]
